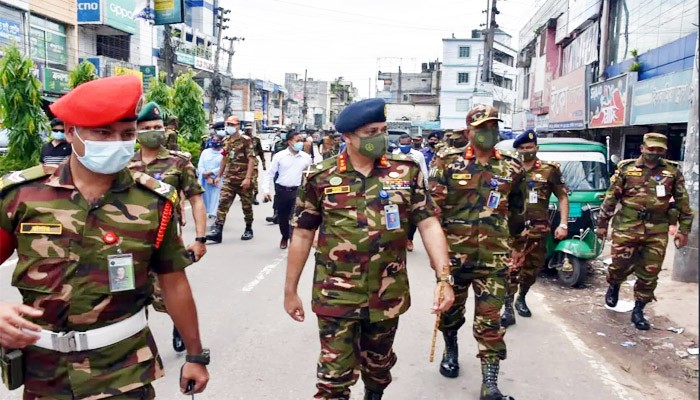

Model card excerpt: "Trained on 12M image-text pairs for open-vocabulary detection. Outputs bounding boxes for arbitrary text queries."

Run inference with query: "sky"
[219,0,540,99]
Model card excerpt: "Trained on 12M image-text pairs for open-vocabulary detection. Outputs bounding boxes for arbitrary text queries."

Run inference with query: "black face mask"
[428,142,438,148]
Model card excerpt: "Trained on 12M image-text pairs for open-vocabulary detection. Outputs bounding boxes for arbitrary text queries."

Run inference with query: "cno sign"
[77,0,101,23]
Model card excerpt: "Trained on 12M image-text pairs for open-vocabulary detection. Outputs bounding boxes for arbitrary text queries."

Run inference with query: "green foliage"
[630,49,639,58]
[146,72,175,120]
[0,44,46,173]
[177,135,202,167]
[629,62,642,72]
[172,71,207,142]
[69,60,98,89]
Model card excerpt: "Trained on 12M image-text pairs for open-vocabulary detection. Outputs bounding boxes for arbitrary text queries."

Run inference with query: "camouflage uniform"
[164,128,180,151]
[128,147,204,311]
[216,133,256,226]
[251,134,266,198]
[429,145,526,361]
[598,156,693,302]
[294,152,436,399]
[0,163,190,400]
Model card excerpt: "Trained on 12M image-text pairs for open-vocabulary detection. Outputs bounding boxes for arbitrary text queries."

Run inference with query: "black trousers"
[276,184,298,240]
[408,222,417,240]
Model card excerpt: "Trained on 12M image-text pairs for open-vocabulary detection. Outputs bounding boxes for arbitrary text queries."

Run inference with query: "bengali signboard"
[630,69,692,125]
[43,67,69,93]
[194,56,214,72]
[140,65,157,90]
[548,67,587,130]
[176,51,194,65]
[588,73,634,129]
[561,23,599,76]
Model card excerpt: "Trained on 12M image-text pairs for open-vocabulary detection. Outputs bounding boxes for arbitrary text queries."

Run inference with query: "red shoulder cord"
[0,228,16,264]
[155,201,173,250]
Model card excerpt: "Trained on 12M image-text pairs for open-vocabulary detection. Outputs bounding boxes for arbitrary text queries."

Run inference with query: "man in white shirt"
[393,133,429,251]
[263,131,313,249]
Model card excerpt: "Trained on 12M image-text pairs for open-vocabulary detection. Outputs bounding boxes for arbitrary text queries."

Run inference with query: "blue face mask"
[399,144,412,154]
[51,130,65,141]
[73,128,136,175]
[291,142,304,152]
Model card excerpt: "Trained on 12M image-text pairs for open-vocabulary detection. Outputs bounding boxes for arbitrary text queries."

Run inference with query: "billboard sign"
[548,67,587,130]
[630,69,692,125]
[588,73,634,128]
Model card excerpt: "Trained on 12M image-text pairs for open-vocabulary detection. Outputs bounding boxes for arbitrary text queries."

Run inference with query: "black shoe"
[631,300,651,330]
[253,197,259,205]
[439,330,459,378]
[480,362,514,400]
[172,326,185,352]
[266,213,279,224]
[205,223,223,243]
[605,284,620,308]
[501,295,516,327]
[241,227,254,240]
[364,389,383,400]
[514,290,531,318]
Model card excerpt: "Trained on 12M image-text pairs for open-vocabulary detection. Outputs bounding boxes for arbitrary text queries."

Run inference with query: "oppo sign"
[77,0,137,34]
[109,3,135,19]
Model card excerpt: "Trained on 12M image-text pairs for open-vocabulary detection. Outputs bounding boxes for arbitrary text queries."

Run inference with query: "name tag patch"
[452,173,471,180]
[324,185,351,195]
[20,223,63,235]
[626,171,642,177]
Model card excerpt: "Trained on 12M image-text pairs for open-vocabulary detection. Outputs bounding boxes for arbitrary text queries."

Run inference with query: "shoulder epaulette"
[0,165,52,194]
[617,159,636,169]
[500,152,523,166]
[437,146,463,158]
[541,160,561,168]
[303,156,336,181]
[131,170,179,205]
[169,150,192,160]
[663,159,680,168]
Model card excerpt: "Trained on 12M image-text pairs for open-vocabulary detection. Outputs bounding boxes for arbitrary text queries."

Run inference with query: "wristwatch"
[436,275,455,286]
[558,224,568,230]
[186,348,210,365]
[195,237,207,243]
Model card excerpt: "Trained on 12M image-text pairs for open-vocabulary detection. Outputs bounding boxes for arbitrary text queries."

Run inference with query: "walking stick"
[429,283,445,362]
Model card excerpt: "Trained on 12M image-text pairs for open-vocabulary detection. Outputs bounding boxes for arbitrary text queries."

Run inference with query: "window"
[459,46,470,58]
[97,35,131,62]
[456,98,471,112]
[457,72,469,84]
[522,68,530,99]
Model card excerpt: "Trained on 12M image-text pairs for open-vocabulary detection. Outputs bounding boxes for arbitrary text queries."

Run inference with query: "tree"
[172,71,207,142]
[69,60,98,89]
[145,71,174,120]
[0,44,47,173]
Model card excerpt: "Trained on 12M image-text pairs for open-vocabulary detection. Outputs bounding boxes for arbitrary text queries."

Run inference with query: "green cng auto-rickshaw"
[496,138,610,287]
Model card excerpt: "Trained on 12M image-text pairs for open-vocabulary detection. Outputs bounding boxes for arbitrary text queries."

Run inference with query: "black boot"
[266,212,278,224]
[206,223,223,243]
[172,326,185,352]
[514,288,531,318]
[480,362,514,400]
[631,300,651,330]
[439,330,459,378]
[241,224,254,240]
[500,295,516,327]
[364,389,383,400]
[253,195,259,205]
[605,284,620,308]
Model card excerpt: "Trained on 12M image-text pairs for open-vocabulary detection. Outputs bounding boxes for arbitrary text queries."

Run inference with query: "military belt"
[619,205,666,223]
[24,308,147,353]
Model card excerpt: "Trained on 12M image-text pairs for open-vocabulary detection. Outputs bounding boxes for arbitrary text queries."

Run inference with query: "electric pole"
[210,6,230,122]
[224,36,245,76]
[482,0,499,83]
[162,25,175,85]
[302,69,308,129]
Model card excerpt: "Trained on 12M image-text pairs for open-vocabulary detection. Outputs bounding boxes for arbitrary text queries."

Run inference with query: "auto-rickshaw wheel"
[556,254,588,287]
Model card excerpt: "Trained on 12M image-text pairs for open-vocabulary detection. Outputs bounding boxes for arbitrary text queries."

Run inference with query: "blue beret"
[513,130,537,148]
[335,98,387,134]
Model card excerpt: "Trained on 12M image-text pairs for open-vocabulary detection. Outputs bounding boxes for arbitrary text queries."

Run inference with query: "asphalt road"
[0,171,655,400]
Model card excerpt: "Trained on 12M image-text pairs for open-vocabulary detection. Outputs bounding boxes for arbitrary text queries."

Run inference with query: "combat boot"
[514,288,532,317]
[241,224,254,240]
[172,326,185,352]
[439,330,459,378]
[266,212,279,224]
[206,223,223,244]
[631,300,650,330]
[480,362,514,400]
[605,284,620,308]
[364,389,383,400]
[500,295,516,327]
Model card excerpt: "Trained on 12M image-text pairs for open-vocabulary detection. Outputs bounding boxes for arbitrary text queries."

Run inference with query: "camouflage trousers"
[314,316,399,400]
[507,238,546,296]
[216,177,254,225]
[148,271,166,313]
[439,256,508,362]
[608,231,669,303]
[24,384,155,400]
[252,163,260,196]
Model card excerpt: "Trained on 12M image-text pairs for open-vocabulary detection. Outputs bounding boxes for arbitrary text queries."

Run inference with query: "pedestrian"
[164,116,181,151]
[0,75,209,399]
[244,125,266,205]
[206,115,255,243]
[267,130,289,225]
[303,133,316,160]
[284,98,455,400]
[501,130,569,327]
[393,133,429,252]
[39,118,71,165]
[421,131,440,167]
[429,104,525,400]
[262,131,312,249]
[412,133,423,150]
[128,101,208,353]
[596,132,693,330]
[198,133,225,220]
[321,134,334,159]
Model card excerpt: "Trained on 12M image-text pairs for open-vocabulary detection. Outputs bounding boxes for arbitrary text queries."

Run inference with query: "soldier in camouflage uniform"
[429,105,525,400]
[0,76,209,399]
[244,125,267,205]
[164,116,181,151]
[285,98,455,400]
[206,115,256,242]
[597,133,693,330]
[128,101,208,353]
[501,130,570,327]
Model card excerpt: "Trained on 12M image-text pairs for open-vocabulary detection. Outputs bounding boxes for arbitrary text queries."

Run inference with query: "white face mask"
[225,126,236,135]
[73,128,136,175]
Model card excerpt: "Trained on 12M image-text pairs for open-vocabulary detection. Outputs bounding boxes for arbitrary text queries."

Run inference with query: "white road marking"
[0,257,18,269]
[241,252,287,292]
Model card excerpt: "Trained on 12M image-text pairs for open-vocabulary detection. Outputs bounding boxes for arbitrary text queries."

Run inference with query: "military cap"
[428,131,440,140]
[226,115,240,125]
[137,101,162,123]
[212,121,225,130]
[466,104,503,127]
[643,132,667,150]
[513,129,537,148]
[335,98,387,134]
[50,75,143,128]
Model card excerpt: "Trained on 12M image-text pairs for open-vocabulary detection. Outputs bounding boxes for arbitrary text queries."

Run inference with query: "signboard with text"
[154,0,185,25]
[0,17,22,48]
[588,73,634,128]
[176,51,194,65]
[105,0,136,34]
[43,67,70,93]
[194,56,214,72]
[140,65,157,90]
[548,67,587,130]
[77,0,101,23]
[630,69,692,125]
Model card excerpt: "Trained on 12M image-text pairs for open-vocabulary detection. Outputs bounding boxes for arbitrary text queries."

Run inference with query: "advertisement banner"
[114,66,143,79]
[77,0,101,23]
[548,67,587,130]
[561,23,598,76]
[0,17,22,47]
[176,51,194,65]
[105,0,137,34]
[230,89,244,110]
[140,65,157,90]
[588,73,633,128]
[630,69,692,125]
[45,32,67,65]
[194,56,214,72]
[154,0,185,25]
[43,67,70,93]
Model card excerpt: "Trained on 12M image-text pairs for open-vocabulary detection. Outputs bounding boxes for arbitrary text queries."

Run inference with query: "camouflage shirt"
[221,133,255,182]
[251,135,266,167]
[293,152,436,322]
[128,147,204,204]
[429,145,527,267]
[164,128,180,151]
[598,157,694,235]
[0,163,191,399]
[521,158,568,238]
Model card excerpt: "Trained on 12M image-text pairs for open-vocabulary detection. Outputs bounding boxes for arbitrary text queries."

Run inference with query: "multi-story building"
[440,29,517,130]
[329,77,357,125]
[230,78,286,129]
[285,73,331,130]
[377,61,440,129]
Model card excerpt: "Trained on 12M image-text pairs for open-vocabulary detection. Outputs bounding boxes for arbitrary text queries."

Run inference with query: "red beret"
[50,75,144,128]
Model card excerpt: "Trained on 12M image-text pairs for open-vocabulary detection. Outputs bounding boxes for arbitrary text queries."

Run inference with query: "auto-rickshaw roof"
[496,137,607,153]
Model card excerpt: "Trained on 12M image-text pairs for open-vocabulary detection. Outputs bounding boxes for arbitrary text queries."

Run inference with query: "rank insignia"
[324,185,351,195]
[20,223,63,235]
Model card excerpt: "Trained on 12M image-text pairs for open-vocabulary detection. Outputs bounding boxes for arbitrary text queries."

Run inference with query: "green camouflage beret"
[137,101,162,123]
